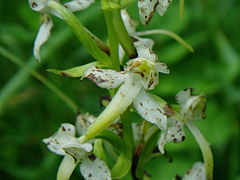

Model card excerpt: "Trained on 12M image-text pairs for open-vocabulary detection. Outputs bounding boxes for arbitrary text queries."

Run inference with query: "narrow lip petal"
[33,15,53,61]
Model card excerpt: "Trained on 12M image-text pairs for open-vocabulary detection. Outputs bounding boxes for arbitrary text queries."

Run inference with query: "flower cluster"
[28,0,213,179]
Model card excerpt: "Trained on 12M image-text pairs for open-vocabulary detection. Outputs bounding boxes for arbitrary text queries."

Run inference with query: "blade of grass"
[0,46,79,112]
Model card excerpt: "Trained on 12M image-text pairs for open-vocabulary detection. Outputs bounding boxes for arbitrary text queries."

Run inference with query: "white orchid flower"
[28,0,94,61]
[158,88,206,153]
[138,0,173,25]
[179,162,206,180]
[120,9,193,63]
[43,123,111,180]
[80,36,169,143]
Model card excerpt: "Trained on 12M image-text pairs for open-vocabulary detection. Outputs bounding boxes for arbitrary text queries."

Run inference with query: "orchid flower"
[158,88,213,180]
[28,0,94,61]
[138,0,173,25]
[119,9,193,63]
[79,36,169,143]
[158,88,206,153]
[43,123,111,180]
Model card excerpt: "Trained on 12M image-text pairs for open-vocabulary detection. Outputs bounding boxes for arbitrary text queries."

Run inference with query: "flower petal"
[43,123,92,156]
[156,0,173,16]
[134,38,157,62]
[83,66,128,89]
[155,62,170,74]
[133,89,167,130]
[76,113,96,136]
[80,156,111,180]
[138,0,158,25]
[33,16,53,61]
[28,0,49,12]
[158,118,185,153]
[176,89,206,121]
[182,162,206,180]
[64,0,94,12]
[121,9,138,35]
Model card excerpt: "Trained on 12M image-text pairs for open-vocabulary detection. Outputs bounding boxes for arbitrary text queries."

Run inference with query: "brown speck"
[31,2,38,8]
[88,154,96,161]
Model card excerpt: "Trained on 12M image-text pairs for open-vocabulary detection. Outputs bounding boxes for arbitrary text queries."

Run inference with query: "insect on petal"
[133,89,167,131]
[33,16,53,61]
[80,157,111,180]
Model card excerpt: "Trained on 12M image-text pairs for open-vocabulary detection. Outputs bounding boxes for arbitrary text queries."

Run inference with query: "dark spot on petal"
[88,154,96,161]
[31,2,38,8]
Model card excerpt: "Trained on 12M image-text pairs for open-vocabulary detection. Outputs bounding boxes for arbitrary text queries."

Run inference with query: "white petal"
[134,38,157,62]
[76,113,96,136]
[182,162,206,180]
[83,66,128,89]
[118,44,125,64]
[158,118,185,153]
[176,89,206,121]
[121,9,138,35]
[28,0,49,12]
[64,0,94,12]
[80,157,111,180]
[155,62,170,74]
[57,154,77,180]
[43,123,92,157]
[33,16,53,61]
[156,0,173,16]
[176,88,192,106]
[138,0,158,25]
[133,89,167,130]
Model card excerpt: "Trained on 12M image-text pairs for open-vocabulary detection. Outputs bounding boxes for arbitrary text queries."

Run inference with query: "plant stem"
[48,1,111,64]
[112,9,137,59]
[187,122,214,180]
[0,46,79,113]
[103,10,120,70]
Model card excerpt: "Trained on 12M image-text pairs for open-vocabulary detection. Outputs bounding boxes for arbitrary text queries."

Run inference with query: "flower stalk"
[187,122,214,180]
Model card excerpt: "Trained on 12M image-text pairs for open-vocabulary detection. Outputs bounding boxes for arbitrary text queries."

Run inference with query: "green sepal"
[47,61,99,78]
[93,139,108,164]
[101,0,121,10]
[95,130,128,154]
[111,153,131,179]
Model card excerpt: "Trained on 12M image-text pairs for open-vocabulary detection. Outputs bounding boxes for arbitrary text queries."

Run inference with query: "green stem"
[0,46,79,113]
[112,9,137,59]
[48,1,111,64]
[103,10,120,70]
[121,108,134,151]
[187,122,214,180]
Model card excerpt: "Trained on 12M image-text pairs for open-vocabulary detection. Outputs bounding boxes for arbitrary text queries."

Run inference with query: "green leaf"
[47,61,99,78]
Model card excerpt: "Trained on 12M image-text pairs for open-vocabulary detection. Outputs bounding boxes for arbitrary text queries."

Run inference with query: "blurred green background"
[0,0,239,179]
